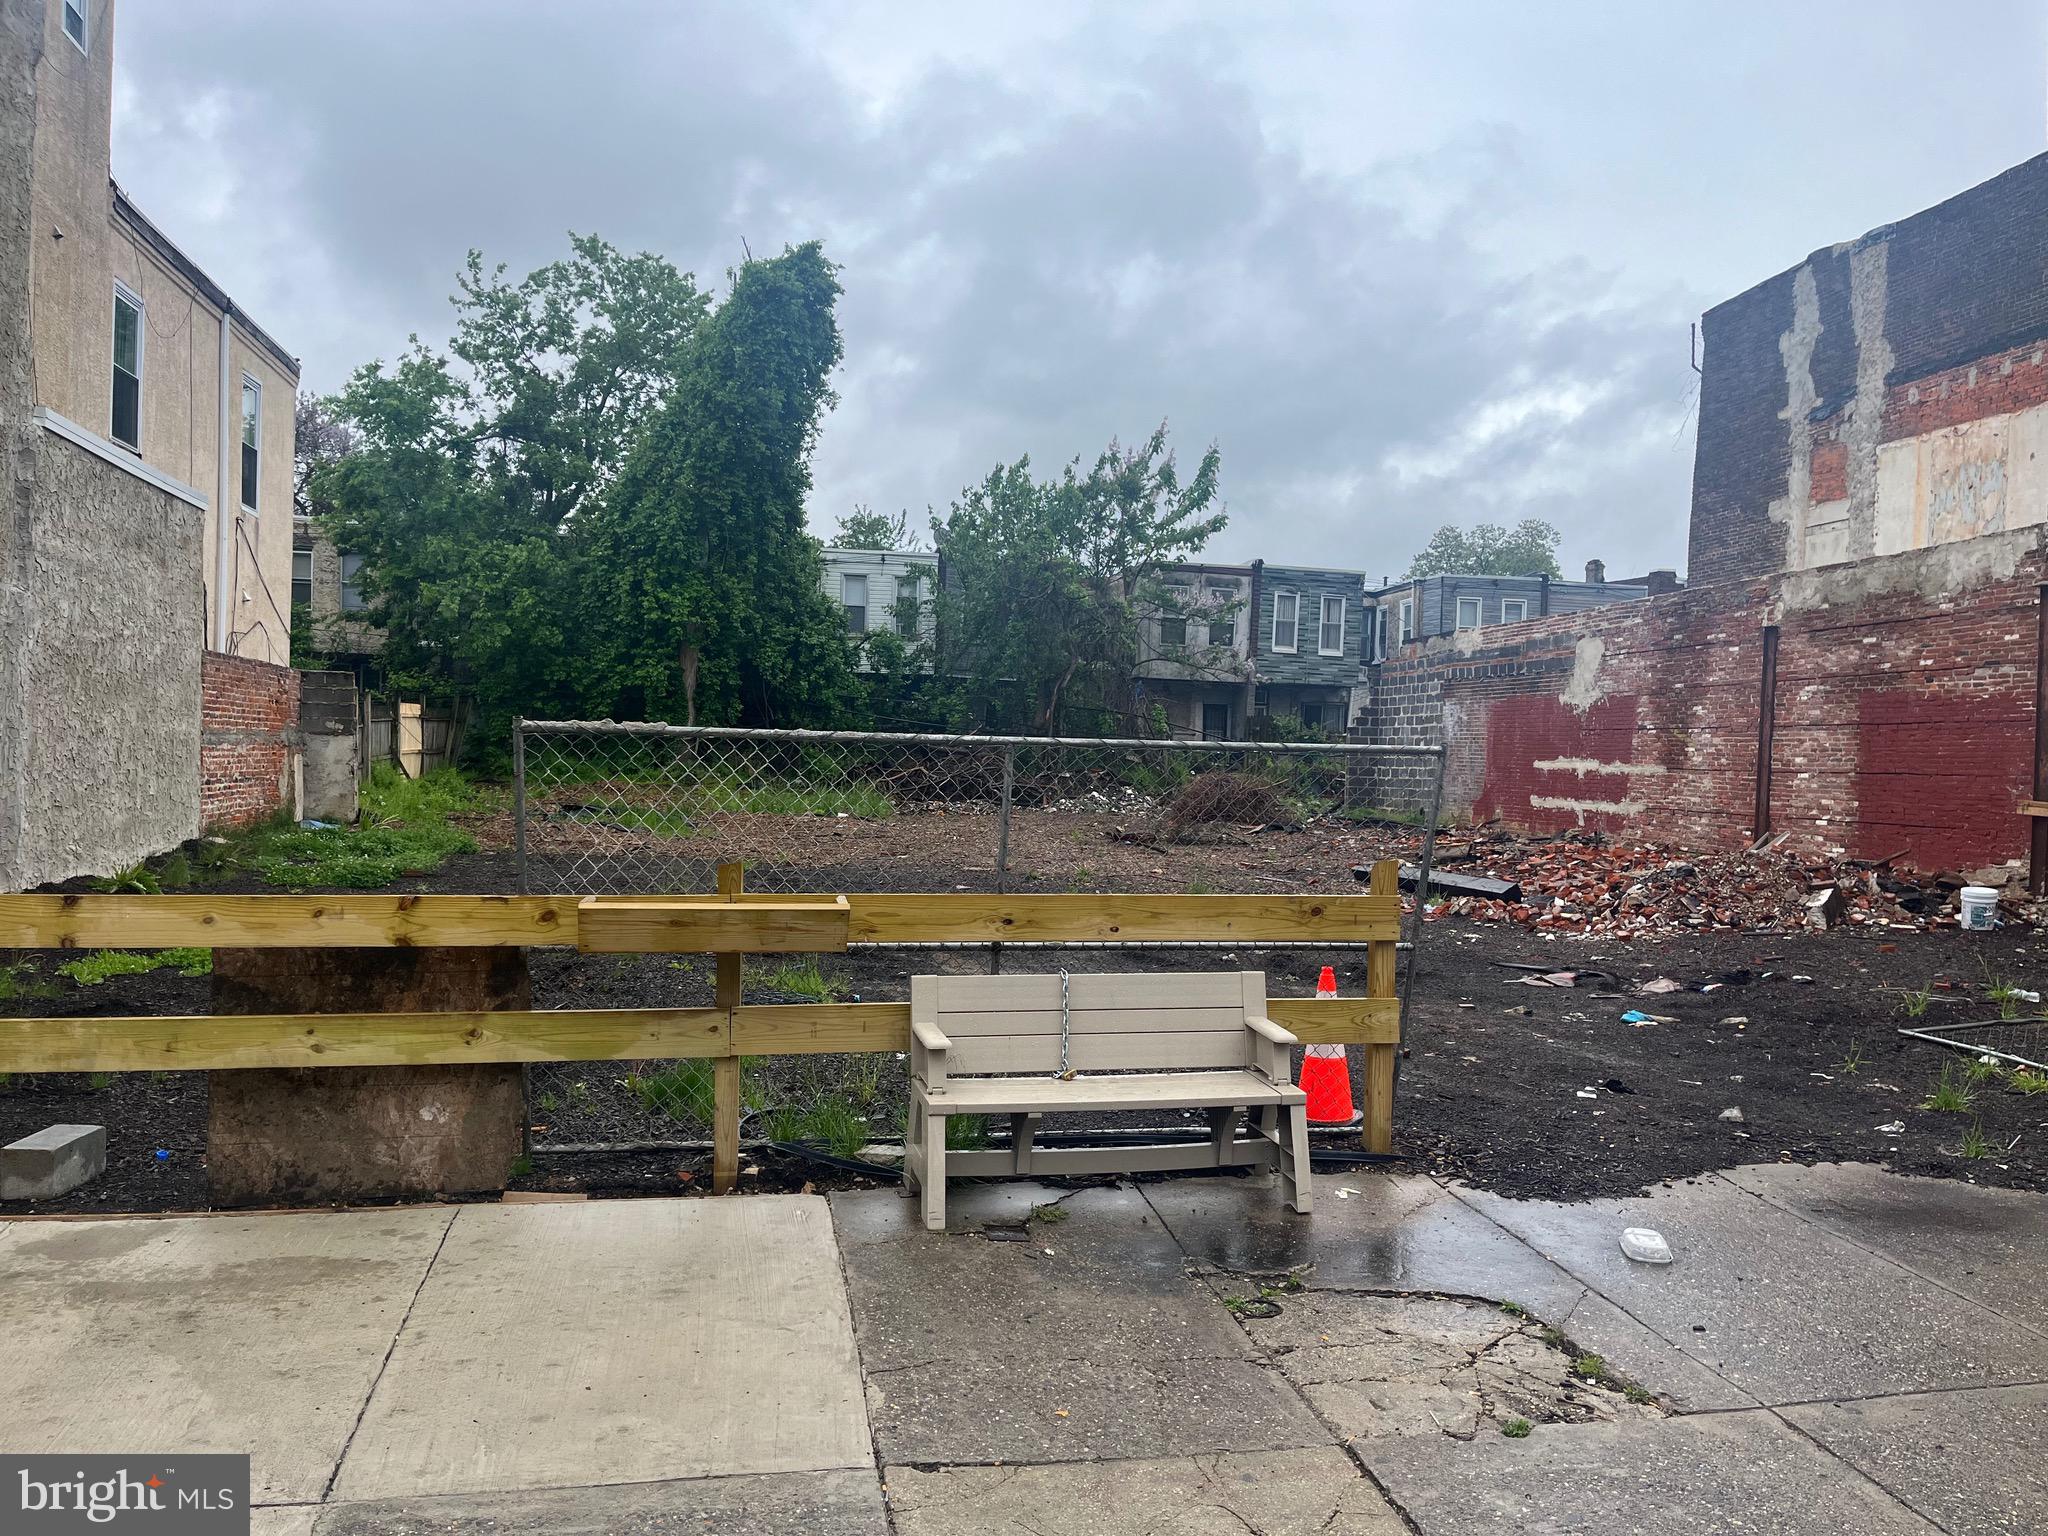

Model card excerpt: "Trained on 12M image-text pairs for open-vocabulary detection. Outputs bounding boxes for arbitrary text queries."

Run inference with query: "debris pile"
[1356,827,2040,936]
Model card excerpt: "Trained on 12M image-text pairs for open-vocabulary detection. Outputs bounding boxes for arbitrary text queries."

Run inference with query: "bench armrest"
[912,1021,951,1053]
[1246,1016,1298,1048]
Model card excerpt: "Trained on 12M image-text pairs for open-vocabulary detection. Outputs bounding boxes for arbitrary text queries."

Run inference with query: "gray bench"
[903,970,1312,1231]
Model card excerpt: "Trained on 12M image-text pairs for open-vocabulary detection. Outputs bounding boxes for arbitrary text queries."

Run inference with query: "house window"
[1373,606,1388,662]
[1318,594,1345,656]
[1205,583,1234,648]
[1271,591,1299,653]
[1300,702,1324,729]
[1159,586,1190,649]
[894,574,921,637]
[63,0,86,51]
[339,554,366,613]
[291,549,312,610]
[1202,700,1230,740]
[110,283,142,450]
[1501,597,1528,624]
[1455,597,1482,631]
[1397,598,1414,644]
[240,375,261,512]
[841,573,868,632]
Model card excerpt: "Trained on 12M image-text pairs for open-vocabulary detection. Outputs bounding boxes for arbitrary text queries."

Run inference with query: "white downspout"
[213,306,233,650]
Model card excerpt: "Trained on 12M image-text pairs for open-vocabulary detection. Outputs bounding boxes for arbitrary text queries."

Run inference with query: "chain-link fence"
[514,721,1444,1150]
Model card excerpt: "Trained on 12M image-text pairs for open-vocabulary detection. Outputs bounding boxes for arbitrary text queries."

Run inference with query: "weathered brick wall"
[1360,529,2046,872]
[201,652,300,828]
[1690,152,2048,587]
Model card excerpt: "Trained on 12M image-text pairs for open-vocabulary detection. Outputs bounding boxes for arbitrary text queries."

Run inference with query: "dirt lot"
[6,823,2048,1214]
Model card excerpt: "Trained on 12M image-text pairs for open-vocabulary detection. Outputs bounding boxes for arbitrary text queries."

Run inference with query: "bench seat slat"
[929,972,1247,1011]
[920,1069,1304,1114]
[949,1030,1249,1074]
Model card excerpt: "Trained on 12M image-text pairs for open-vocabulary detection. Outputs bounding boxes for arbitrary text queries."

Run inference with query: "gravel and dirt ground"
[7,813,2048,1214]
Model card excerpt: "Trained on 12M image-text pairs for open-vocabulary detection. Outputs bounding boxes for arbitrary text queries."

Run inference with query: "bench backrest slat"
[928,970,1264,1077]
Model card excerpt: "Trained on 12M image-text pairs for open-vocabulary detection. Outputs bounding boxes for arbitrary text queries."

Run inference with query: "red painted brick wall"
[200,653,301,829]
[1364,532,2045,872]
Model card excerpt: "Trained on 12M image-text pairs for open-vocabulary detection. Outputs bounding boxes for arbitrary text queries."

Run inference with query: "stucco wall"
[1,426,205,890]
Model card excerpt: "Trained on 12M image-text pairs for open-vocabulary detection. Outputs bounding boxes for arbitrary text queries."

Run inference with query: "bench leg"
[1208,1106,1239,1166]
[921,1112,948,1232]
[900,1108,922,1198]
[1010,1112,1041,1175]
[1281,1103,1313,1216]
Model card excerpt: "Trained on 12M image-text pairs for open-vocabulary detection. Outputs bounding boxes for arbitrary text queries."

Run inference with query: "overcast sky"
[112,2,2047,580]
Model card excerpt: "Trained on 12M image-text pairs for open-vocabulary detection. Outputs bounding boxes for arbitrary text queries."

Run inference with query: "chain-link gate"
[513,722,1444,1151]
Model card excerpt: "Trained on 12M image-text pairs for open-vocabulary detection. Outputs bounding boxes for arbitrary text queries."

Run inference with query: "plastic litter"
[299,819,338,831]
[1718,1107,1745,1124]
[1876,1120,1906,1134]
[1575,1087,1599,1100]
[1620,1010,1654,1025]
[1619,1228,1673,1265]
[152,1148,170,1162]
[1637,977,1685,994]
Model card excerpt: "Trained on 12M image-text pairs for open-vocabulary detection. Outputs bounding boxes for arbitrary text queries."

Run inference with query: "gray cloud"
[109,2,2048,579]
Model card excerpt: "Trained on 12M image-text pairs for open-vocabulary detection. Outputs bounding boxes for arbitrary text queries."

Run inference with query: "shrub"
[1161,771,1295,839]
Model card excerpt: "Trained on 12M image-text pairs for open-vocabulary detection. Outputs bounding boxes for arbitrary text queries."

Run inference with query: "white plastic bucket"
[1960,886,2000,931]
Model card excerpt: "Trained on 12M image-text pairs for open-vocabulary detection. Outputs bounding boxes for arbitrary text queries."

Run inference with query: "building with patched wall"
[1691,152,2048,586]
[1,0,303,889]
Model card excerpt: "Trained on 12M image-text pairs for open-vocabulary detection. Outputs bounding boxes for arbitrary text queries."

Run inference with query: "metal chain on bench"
[1055,967,1076,1080]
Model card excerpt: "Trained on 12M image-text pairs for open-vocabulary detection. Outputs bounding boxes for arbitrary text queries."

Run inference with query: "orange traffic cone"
[1298,965,1362,1126]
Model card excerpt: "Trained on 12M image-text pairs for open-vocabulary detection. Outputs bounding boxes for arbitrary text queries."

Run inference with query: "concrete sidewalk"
[3,1164,2045,1533]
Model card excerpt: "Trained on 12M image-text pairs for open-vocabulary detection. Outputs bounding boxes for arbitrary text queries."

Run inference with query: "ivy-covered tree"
[312,235,707,726]
[932,425,1224,733]
[579,242,864,726]
[1404,518,1562,579]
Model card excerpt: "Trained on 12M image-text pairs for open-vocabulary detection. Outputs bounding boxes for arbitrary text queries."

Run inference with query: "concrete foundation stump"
[207,947,528,1206]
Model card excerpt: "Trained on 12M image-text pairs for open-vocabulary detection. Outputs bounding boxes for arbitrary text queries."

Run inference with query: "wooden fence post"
[712,861,744,1192]
[1363,858,1398,1153]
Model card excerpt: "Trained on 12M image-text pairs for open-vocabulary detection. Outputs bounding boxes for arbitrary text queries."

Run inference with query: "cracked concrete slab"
[0,1208,453,1504]
[1457,1177,2048,1403]
[865,1353,1329,1465]
[885,1447,1406,1535]
[1782,1383,2048,1536]
[1557,1288,1758,1412]
[1364,1408,1942,1535]
[832,1184,1256,1373]
[1220,1288,1655,1443]
[830,1179,1076,1244]
[304,1469,888,1535]
[332,1196,871,1500]
[1723,1162,2048,1336]
[1143,1173,1587,1321]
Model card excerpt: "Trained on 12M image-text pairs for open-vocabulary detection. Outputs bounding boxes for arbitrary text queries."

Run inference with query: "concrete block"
[0,1124,106,1201]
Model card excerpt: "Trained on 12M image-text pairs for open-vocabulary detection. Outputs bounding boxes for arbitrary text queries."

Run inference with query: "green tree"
[579,242,864,727]
[834,504,920,550]
[1404,518,1563,579]
[932,424,1224,733]
[313,235,707,726]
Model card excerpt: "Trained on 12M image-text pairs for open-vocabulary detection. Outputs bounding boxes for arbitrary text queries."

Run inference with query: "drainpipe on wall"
[212,306,233,651]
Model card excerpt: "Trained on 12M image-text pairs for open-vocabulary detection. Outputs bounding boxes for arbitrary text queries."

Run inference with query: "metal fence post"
[991,743,1017,975]
[511,719,529,896]
[1395,744,1447,1092]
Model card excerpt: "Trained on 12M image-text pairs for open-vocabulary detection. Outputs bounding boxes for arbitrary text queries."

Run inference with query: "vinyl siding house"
[1365,562,1672,657]
[821,546,936,671]
[1253,564,1368,733]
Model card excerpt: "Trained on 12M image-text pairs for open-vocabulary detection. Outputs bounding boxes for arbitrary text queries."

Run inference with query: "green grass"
[1624,1383,1655,1405]
[235,766,481,889]
[1961,1120,1995,1160]
[2009,1070,2048,1096]
[1987,981,2029,1021]
[56,948,213,986]
[765,1097,870,1159]
[1921,1061,1977,1113]
[944,1115,988,1150]
[1498,1300,1529,1319]
[1573,1355,1610,1383]
[1836,1040,1867,1076]
[1899,985,1933,1019]
[1964,1055,2005,1089]
[747,957,846,1003]
[0,962,58,1003]
[626,1060,718,1125]
[1501,1418,1533,1438]
[89,861,162,894]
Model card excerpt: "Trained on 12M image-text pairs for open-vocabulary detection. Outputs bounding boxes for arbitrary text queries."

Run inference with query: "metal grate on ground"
[514,721,1444,1150]
[1900,1016,2048,1072]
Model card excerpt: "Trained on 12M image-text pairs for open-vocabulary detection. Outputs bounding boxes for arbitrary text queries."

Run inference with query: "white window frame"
[63,0,87,53]
[841,572,868,633]
[1500,597,1528,624]
[1270,590,1299,653]
[111,280,143,452]
[1317,593,1346,656]
[1455,596,1482,632]
[1373,605,1388,662]
[893,573,922,637]
[291,548,313,610]
[239,373,262,514]
[339,553,367,613]
[1397,598,1414,645]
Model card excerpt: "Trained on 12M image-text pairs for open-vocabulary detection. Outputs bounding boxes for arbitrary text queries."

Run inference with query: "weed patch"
[57,948,212,987]
[235,766,481,889]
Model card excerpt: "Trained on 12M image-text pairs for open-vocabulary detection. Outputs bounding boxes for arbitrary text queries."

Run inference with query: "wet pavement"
[4,1162,2045,1532]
